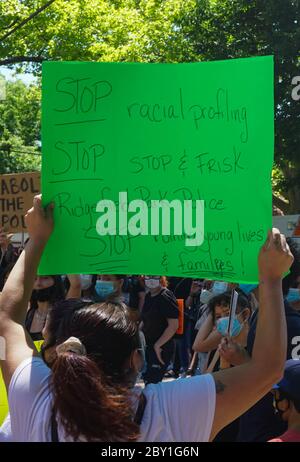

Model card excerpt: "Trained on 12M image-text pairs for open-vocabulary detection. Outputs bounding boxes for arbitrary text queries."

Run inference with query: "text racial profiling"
[127,87,248,142]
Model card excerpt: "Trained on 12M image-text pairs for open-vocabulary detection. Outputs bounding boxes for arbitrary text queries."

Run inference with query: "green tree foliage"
[182,0,300,212]
[0,0,299,210]
[0,76,41,174]
[0,0,196,67]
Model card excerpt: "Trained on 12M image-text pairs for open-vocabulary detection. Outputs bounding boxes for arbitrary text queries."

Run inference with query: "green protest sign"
[40,57,273,283]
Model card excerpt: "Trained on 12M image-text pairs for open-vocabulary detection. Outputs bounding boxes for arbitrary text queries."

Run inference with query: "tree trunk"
[272,194,290,214]
[286,185,300,214]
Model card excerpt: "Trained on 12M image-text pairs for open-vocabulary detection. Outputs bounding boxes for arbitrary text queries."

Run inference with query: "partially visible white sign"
[273,214,300,237]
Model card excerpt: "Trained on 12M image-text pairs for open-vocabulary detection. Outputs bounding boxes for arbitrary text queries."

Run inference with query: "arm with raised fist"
[0,195,54,390]
[209,229,293,440]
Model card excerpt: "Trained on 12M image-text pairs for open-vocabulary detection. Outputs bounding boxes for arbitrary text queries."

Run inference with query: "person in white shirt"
[0,414,11,442]
[0,195,293,442]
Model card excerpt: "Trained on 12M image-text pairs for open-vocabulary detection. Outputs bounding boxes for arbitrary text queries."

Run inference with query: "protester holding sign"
[195,291,252,442]
[193,291,251,362]
[0,172,40,234]
[0,196,293,442]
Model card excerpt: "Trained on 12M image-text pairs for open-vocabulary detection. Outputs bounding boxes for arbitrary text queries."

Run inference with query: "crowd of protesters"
[0,197,300,442]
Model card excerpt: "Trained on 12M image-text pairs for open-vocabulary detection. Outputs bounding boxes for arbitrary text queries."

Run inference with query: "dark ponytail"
[50,302,142,442]
[52,353,139,442]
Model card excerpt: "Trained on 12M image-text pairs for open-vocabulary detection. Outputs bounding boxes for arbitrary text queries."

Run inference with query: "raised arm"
[0,195,54,390]
[193,313,222,353]
[154,318,179,365]
[185,281,201,309]
[66,274,82,299]
[138,290,146,312]
[209,229,292,440]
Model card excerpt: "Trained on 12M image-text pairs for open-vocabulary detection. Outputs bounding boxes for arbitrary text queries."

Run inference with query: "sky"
[0,67,37,85]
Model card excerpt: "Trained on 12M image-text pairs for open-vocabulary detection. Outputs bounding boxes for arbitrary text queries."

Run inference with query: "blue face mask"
[216,316,243,337]
[212,282,228,295]
[286,288,300,303]
[239,284,258,294]
[95,280,115,300]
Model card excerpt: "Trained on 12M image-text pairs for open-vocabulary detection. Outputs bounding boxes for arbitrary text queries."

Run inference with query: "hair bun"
[56,336,87,357]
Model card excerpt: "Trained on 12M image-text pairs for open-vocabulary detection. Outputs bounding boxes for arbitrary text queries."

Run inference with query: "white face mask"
[145,278,161,290]
[200,289,214,304]
[80,274,93,291]
[250,292,259,310]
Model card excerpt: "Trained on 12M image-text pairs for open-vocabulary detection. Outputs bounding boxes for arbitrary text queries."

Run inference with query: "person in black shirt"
[141,276,179,384]
[25,275,66,341]
[25,275,81,341]
[128,276,146,313]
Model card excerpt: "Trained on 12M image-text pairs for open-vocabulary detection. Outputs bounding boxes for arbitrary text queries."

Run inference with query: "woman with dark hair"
[192,290,251,442]
[94,274,126,303]
[25,276,65,341]
[94,274,144,325]
[192,291,251,362]
[25,274,82,341]
[0,196,293,442]
[47,300,142,442]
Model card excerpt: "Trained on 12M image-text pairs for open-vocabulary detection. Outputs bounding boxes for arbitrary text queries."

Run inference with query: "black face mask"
[35,286,55,302]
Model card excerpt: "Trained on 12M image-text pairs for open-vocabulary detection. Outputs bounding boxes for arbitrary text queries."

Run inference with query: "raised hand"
[218,336,250,366]
[258,228,293,282]
[25,195,54,243]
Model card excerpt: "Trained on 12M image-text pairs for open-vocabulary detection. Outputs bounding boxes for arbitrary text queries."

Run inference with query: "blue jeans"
[176,318,193,371]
